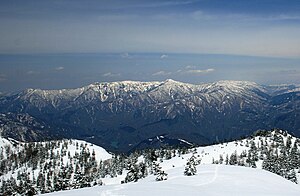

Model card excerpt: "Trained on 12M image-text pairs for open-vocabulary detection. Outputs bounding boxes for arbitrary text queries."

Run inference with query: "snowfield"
[43,164,300,196]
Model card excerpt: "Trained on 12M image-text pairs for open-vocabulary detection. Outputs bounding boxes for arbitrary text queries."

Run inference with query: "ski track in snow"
[43,164,300,196]
[100,185,125,196]
[197,164,219,186]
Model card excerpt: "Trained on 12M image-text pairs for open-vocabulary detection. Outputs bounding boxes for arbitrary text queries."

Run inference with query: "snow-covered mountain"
[0,80,300,152]
[0,113,55,141]
[1,129,300,195]
[0,136,112,194]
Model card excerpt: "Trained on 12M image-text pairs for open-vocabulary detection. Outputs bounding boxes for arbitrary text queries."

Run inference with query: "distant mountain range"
[0,79,300,152]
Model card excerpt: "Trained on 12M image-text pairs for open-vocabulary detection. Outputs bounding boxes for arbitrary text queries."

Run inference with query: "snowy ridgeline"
[0,138,112,195]
[1,129,300,195]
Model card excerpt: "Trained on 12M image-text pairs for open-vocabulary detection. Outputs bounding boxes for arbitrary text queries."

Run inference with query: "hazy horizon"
[0,52,299,93]
[0,0,300,92]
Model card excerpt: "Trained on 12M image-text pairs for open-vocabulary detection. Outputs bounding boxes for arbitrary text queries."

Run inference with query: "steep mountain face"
[0,113,57,142]
[0,80,299,152]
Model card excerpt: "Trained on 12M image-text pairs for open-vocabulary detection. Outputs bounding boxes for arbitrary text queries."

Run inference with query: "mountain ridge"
[0,79,299,152]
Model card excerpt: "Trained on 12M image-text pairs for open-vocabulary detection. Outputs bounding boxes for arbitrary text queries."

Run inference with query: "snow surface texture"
[44,164,300,196]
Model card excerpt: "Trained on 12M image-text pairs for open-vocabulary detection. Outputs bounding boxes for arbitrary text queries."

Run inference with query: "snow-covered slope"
[19,80,161,108]
[0,136,111,164]
[41,130,300,196]
[0,136,22,159]
[99,129,300,186]
[266,84,300,96]
[0,136,112,186]
[44,165,300,196]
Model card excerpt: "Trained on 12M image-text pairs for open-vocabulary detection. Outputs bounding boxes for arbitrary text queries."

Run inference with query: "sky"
[0,0,300,92]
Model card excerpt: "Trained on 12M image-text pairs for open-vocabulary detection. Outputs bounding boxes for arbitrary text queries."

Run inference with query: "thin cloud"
[186,68,215,74]
[279,69,299,75]
[0,74,6,82]
[125,1,197,9]
[185,65,196,69]
[191,10,216,20]
[179,65,215,74]
[271,14,300,21]
[55,66,64,71]
[26,70,40,75]
[191,10,300,22]
[152,70,172,76]
[177,67,215,75]
[102,72,121,77]
[120,53,132,59]
[160,54,168,59]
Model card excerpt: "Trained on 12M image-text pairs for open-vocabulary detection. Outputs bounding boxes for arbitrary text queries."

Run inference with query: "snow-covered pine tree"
[229,151,238,165]
[219,155,224,164]
[152,161,162,175]
[225,154,229,165]
[290,142,300,168]
[184,155,197,176]
[156,170,168,181]
[123,164,140,183]
[286,169,298,184]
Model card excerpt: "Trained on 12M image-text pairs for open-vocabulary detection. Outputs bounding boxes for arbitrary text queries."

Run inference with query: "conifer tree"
[124,164,140,183]
[286,169,298,184]
[156,170,168,181]
[229,151,238,165]
[184,155,197,176]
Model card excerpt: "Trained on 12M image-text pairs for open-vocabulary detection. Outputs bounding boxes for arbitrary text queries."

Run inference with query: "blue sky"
[0,0,300,91]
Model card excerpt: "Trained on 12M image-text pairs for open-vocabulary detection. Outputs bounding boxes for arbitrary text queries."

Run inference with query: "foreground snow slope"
[0,137,112,182]
[44,164,300,196]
